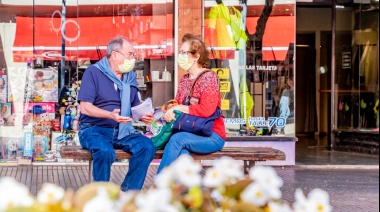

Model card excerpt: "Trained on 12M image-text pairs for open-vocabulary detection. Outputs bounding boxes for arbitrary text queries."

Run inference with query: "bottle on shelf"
[63,108,72,130]
[162,66,171,81]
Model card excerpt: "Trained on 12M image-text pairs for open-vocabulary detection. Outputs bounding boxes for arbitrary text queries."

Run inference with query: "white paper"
[131,98,153,121]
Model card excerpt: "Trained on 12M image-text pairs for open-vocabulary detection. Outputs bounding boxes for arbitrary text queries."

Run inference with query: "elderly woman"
[157,33,226,173]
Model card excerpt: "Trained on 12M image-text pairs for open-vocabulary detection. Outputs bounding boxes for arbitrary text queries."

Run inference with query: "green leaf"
[222,178,253,199]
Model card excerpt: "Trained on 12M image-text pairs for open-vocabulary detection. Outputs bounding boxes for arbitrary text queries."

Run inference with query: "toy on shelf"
[0,75,7,103]
[52,119,60,131]
[59,80,81,132]
[0,142,5,162]
[6,137,24,161]
[32,135,48,162]
[23,103,55,127]
[23,68,59,103]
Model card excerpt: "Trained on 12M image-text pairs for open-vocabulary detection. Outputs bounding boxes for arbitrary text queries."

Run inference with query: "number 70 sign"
[268,117,286,128]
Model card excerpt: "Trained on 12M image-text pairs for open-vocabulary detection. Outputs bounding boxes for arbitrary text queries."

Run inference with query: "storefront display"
[0,1,294,164]
[23,68,59,103]
[0,0,317,165]
[204,0,295,137]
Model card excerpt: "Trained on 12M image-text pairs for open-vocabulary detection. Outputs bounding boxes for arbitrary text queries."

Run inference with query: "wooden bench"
[60,145,286,181]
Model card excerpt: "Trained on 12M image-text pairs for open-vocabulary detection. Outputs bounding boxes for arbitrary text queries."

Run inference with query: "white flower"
[0,177,35,211]
[171,155,202,187]
[268,201,292,212]
[307,188,332,212]
[37,183,65,204]
[240,182,270,207]
[212,156,244,183]
[293,189,309,212]
[82,187,117,212]
[248,166,283,199]
[134,188,178,212]
[203,167,227,188]
[269,187,282,200]
[115,190,138,210]
[154,168,174,188]
[293,188,332,212]
[249,166,283,188]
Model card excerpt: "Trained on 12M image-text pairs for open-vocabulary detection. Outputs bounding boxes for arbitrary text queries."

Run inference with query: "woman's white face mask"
[118,58,136,73]
[177,54,193,71]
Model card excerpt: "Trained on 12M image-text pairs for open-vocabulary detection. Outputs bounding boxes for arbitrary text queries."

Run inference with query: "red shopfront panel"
[13,15,173,62]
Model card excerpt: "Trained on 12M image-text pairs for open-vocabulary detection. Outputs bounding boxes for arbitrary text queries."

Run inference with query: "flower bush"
[0,155,332,212]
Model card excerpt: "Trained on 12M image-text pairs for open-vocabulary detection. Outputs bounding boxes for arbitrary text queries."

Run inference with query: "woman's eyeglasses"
[179,50,191,55]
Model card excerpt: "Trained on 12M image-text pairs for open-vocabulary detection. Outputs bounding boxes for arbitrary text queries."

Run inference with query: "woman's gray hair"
[106,36,132,58]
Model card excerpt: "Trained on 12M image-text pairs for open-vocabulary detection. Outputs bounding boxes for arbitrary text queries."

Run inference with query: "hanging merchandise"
[63,107,72,130]
[59,80,81,130]
[72,117,79,131]
[52,119,60,131]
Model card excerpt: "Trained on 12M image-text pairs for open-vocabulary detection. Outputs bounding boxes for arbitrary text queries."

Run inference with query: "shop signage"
[221,99,230,110]
[242,65,278,71]
[224,117,287,127]
[220,81,231,92]
[248,117,286,128]
[342,52,351,69]
[212,68,230,79]
[41,51,62,59]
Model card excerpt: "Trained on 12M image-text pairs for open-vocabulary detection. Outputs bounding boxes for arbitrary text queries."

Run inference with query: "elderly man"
[78,36,155,191]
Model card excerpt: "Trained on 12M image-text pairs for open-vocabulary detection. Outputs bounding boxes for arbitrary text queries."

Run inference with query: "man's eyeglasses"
[115,51,137,59]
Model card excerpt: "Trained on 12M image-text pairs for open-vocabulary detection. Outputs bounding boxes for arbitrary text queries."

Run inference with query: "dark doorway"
[295,33,317,135]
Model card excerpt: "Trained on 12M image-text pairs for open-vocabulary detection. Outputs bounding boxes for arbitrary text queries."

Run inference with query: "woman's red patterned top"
[175,70,226,139]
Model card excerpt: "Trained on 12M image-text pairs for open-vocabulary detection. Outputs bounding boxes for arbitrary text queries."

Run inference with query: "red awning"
[13,15,173,62]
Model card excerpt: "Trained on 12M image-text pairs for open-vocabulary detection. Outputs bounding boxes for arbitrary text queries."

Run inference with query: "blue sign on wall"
[23,132,33,157]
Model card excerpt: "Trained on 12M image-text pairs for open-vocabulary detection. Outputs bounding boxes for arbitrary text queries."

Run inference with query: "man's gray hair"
[106,36,132,58]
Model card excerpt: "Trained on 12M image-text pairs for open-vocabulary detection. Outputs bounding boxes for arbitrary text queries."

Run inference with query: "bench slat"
[60,146,285,161]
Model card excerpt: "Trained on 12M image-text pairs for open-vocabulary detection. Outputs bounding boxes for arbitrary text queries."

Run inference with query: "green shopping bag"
[151,111,180,150]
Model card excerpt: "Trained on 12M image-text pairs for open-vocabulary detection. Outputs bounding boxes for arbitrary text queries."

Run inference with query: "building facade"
[0,0,378,163]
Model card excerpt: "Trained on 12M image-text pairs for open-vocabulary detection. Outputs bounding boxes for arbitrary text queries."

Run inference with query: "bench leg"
[243,160,255,175]
[88,159,93,182]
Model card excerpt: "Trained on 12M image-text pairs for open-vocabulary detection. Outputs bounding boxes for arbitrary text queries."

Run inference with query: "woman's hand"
[164,108,176,122]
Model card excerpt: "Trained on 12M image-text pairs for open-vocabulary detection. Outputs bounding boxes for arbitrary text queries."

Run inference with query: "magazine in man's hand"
[131,98,154,121]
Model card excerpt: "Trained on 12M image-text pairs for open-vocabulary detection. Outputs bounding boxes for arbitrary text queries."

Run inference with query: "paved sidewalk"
[277,167,379,212]
[0,165,378,212]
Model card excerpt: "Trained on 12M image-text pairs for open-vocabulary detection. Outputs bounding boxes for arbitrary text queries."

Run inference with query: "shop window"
[334,4,379,131]
[203,0,295,137]
[0,1,174,163]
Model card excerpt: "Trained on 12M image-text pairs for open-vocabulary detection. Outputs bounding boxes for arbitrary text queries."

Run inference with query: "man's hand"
[140,113,154,125]
[110,109,132,124]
